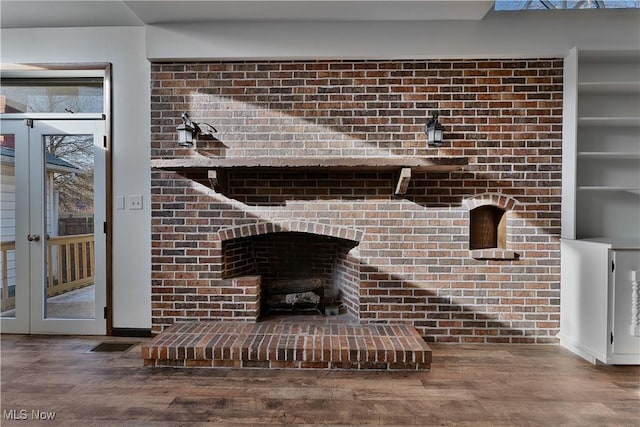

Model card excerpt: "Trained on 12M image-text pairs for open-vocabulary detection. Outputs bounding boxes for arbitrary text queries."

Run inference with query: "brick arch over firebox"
[216,220,364,244]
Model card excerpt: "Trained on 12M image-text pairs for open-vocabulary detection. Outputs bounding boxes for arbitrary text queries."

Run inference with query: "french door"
[0,118,106,334]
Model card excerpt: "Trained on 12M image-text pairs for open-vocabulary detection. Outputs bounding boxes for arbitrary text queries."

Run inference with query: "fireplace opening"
[222,231,360,319]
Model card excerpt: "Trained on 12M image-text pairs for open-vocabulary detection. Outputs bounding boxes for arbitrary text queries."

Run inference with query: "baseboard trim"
[112,328,152,337]
[557,333,602,365]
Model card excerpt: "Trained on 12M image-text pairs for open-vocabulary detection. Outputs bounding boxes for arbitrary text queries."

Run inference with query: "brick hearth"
[142,318,432,370]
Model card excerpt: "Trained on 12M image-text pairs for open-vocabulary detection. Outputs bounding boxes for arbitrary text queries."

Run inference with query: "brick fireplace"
[150,58,563,344]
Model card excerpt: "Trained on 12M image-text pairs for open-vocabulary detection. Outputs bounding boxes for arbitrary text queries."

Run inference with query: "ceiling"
[0,1,496,29]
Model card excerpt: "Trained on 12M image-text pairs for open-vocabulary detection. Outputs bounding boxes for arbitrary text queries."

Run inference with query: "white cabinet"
[560,239,640,365]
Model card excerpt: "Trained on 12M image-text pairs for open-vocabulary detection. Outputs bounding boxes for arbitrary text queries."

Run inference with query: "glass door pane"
[43,133,95,319]
[30,120,106,335]
[0,133,17,317]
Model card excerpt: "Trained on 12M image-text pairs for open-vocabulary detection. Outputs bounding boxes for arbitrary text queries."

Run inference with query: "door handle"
[27,234,41,242]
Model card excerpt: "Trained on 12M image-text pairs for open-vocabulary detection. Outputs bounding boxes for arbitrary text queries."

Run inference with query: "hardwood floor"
[1,334,638,426]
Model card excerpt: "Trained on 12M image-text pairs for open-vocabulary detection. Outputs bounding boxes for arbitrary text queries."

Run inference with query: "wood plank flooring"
[1,334,639,426]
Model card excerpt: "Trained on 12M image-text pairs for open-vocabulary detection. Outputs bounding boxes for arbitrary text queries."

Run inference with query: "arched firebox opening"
[221,228,361,320]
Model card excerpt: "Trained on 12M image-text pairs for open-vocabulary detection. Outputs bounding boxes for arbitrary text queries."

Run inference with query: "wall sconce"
[176,112,217,147]
[425,111,444,147]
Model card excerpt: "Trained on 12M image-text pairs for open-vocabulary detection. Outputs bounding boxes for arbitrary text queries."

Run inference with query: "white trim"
[561,47,578,240]
[1,114,105,121]
[0,68,106,79]
[558,333,604,365]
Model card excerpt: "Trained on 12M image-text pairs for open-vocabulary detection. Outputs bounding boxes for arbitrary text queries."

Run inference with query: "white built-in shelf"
[578,186,640,194]
[578,117,640,127]
[578,81,640,93]
[577,152,640,160]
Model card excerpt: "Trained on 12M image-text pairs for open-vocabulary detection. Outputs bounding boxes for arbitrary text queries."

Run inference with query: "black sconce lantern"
[177,112,217,147]
[425,111,444,147]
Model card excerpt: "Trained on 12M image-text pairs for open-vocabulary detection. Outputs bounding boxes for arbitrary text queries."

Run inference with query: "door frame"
[0,63,113,335]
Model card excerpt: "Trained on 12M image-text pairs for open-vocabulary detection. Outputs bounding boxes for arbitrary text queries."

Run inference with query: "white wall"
[0,27,151,329]
[146,9,640,61]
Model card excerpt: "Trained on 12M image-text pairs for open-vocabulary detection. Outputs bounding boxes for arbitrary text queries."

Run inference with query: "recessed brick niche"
[150,58,563,344]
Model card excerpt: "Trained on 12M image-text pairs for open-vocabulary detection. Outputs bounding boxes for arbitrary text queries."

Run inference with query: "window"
[495,1,640,11]
[0,78,103,114]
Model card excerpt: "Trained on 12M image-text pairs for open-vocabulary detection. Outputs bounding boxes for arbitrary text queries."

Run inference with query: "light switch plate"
[116,196,125,210]
[128,195,143,210]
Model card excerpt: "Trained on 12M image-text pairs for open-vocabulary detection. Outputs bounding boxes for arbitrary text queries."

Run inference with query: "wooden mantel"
[151,156,467,195]
[151,156,466,172]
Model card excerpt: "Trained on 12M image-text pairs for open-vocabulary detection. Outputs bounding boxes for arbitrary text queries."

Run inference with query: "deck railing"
[1,241,15,311]
[0,234,94,311]
[47,234,95,297]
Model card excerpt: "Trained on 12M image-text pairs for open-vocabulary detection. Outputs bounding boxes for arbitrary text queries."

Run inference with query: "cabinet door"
[611,250,640,358]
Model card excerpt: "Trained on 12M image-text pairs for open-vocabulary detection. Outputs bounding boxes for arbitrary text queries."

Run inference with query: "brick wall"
[151,59,563,343]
